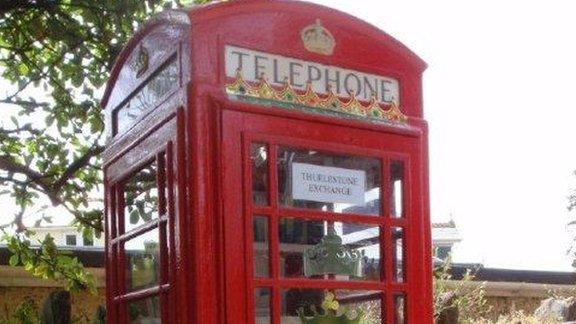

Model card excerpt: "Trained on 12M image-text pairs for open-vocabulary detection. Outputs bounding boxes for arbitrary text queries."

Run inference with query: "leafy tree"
[0,0,210,292]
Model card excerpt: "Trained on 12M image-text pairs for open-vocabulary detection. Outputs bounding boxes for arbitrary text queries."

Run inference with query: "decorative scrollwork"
[225,69,408,124]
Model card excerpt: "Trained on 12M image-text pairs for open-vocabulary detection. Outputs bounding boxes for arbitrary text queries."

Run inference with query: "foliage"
[433,258,491,322]
[2,231,95,292]
[0,0,212,292]
[0,297,40,324]
[0,295,104,324]
[470,311,561,324]
[432,258,569,323]
[547,286,576,300]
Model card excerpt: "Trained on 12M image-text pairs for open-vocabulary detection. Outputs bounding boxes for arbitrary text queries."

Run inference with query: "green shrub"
[0,298,40,324]
[433,258,491,322]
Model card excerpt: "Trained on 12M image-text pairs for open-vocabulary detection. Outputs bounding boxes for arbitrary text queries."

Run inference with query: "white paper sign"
[291,163,366,205]
[225,45,400,105]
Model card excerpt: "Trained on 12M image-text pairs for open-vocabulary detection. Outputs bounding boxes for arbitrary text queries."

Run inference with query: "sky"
[2,0,576,272]
[308,0,576,271]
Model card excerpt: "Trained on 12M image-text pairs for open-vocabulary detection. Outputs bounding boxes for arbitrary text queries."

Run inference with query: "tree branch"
[52,145,104,191]
[0,176,33,187]
[0,0,57,15]
[13,205,26,232]
[0,156,63,205]
[0,99,50,109]
[0,124,42,136]
[0,155,46,183]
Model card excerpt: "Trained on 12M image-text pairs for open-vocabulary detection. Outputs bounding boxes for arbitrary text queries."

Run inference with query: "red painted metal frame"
[220,108,426,323]
[103,1,432,323]
[104,114,181,323]
[110,148,171,322]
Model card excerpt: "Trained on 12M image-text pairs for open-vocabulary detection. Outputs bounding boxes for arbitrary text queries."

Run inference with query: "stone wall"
[1,268,571,322]
[442,280,575,320]
[0,265,105,322]
[484,296,542,320]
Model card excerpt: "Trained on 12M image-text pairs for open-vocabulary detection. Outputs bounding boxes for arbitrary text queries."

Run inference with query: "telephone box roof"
[102,1,426,109]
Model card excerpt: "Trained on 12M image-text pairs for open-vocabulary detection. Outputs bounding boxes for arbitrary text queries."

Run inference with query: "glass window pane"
[277,147,381,216]
[65,235,77,246]
[125,228,161,291]
[390,161,404,218]
[255,288,271,324]
[128,296,161,324]
[394,294,406,324]
[83,235,94,247]
[435,246,451,261]
[124,163,159,232]
[251,143,269,206]
[281,289,381,323]
[253,216,269,277]
[279,218,380,281]
[392,227,404,283]
[115,56,178,135]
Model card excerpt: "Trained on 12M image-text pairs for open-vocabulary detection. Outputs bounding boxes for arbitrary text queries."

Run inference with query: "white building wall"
[28,226,105,248]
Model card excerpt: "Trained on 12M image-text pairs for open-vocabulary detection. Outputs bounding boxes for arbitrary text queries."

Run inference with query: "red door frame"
[220,107,428,323]
[104,112,185,324]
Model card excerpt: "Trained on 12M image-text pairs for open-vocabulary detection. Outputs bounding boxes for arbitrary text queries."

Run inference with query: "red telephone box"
[102,1,432,323]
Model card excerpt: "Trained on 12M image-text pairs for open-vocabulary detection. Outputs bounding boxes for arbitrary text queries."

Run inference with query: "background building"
[28,225,105,249]
[432,220,461,261]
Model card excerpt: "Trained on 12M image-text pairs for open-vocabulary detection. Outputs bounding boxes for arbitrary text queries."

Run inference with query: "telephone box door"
[105,118,180,323]
[221,109,427,323]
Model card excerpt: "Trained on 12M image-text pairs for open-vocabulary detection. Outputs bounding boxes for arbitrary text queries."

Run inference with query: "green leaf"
[130,209,140,224]
[24,262,34,271]
[71,71,84,87]
[9,255,20,266]
[0,0,214,295]
[17,63,29,75]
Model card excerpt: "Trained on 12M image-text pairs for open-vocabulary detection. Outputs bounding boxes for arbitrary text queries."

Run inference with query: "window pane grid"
[124,227,162,293]
[123,163,160,234]
[114,226,170,297]
[254,279,386,291]
[108,152,171,324]
[392,227,405,283]
[253,215,271,278]
[254,287,271,324]
[390,161,405,219]
[394,293,406,324]
[250,142,410,324]
[251,143,270,206]
[277,208,384,225]
[115,285,169,303]
[281,289,383,323]
[126,294,162,324]
[111,217,168,245]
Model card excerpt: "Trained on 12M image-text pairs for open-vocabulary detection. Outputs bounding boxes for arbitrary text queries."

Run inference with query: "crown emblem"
[298,291,365,324]
[303,225,363,277]
[301,19,335,56]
